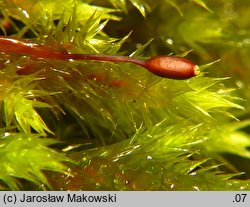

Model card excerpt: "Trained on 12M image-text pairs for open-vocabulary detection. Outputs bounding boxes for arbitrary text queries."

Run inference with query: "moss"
[0,0,249,190]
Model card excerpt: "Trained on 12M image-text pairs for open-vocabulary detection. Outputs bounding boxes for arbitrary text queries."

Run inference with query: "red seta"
[0,36,199,79]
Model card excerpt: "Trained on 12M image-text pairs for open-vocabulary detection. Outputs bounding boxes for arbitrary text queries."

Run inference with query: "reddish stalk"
[0,36,199,79]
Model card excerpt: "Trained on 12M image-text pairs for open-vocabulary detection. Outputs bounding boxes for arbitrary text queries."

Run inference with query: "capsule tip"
[194,65,200,76]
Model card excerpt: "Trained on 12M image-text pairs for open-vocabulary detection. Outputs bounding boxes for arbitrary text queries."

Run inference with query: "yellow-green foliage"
[0,0,249,190]
[0,132,71,190]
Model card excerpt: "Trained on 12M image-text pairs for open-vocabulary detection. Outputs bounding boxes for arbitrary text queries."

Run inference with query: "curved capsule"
[144,56,199,79]
[0,36,199,79]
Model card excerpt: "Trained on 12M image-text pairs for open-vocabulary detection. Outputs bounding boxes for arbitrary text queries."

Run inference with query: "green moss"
[0,0,249,190]
[0,132,71,190]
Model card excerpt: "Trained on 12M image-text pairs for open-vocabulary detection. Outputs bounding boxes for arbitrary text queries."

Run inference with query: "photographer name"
[19,193,117,203]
